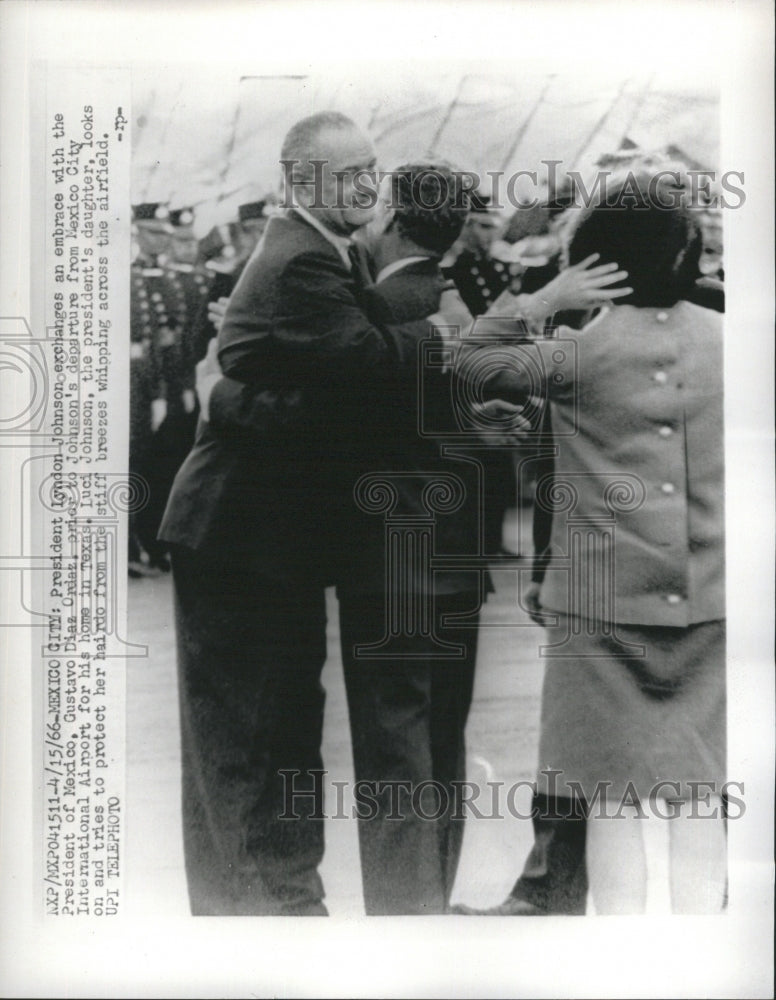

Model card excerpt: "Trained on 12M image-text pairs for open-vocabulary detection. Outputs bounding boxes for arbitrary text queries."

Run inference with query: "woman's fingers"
[472,399,523,418]
[581,260,619,273]
[581,285,633,302]
[586,268,630,287]
[573,253,601,269]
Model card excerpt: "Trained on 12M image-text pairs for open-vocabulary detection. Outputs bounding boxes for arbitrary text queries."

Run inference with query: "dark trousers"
[480,449,516,555]
[338,590,479,914]
[172,547,328,915]
[510,793,588,914]
[137,411,198,565]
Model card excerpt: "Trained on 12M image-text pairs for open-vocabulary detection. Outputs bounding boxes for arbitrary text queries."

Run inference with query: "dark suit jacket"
[159,210,398,585]
[341,259,487,596]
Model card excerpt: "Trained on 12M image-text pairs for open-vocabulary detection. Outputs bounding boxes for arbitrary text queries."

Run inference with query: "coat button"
[653,370,668,384]
[658,425,673,437]
[656,311,668,322]
[666,594,682,605]
[661,482,676,495]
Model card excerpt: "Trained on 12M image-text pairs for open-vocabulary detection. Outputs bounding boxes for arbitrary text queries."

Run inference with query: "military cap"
[238,200,268,223]
[169,207,196,227]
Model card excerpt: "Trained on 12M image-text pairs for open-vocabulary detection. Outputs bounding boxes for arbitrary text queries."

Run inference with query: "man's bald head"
[280,111,378,235]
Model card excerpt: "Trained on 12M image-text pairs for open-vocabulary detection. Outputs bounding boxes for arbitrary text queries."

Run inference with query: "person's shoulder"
[272,216,348,279]
[675,297,723,325]
[442,249,473,274]
[237,215,342,287]
[375,260,442,296]
[651,300,723,350]
[279,211,345,259]
[554,304,623,345]
[686,277,725,314]
[367,265,444,324]
[580,302,723,362]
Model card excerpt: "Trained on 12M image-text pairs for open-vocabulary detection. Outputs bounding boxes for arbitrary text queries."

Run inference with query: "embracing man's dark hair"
[565,171,703,308]
[389,163,471,255]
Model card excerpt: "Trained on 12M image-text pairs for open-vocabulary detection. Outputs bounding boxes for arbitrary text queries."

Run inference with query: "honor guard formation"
[128,197,274,576]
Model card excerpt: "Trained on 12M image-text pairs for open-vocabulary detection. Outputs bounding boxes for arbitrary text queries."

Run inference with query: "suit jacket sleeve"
[453,309,546,405]
[209,250,401,440]
[208,378,304,442]
[456,328,557,579]
[218,249,399,385]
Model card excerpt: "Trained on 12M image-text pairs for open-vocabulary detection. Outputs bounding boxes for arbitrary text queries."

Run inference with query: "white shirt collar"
[375,256,431,284]
[291,202,352,267]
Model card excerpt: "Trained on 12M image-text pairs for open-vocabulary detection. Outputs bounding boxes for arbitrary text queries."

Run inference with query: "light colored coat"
[480,301,725,626]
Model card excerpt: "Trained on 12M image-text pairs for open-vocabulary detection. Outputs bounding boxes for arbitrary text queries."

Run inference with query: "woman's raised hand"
[541,253,633,314]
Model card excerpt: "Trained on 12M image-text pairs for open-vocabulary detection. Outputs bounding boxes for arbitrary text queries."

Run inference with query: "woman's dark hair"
[565,171,703,308]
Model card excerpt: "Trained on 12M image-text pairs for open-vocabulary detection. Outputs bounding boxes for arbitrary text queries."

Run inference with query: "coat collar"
[286,204,352,267]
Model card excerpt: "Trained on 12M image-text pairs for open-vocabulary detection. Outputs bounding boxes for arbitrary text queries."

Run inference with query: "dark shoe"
[498,547,524,559]
[128,560,162,579]
[148,553,171,573]
[449,896,546,916]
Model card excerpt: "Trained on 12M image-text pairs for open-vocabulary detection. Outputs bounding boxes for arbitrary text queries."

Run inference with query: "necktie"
[348,242,374,293]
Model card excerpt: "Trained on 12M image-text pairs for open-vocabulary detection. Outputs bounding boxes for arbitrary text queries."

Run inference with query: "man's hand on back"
[196,337,223,422]
[207,296,231,334]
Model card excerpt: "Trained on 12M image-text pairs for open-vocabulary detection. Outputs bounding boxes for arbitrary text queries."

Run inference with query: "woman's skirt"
[535,616,726,804]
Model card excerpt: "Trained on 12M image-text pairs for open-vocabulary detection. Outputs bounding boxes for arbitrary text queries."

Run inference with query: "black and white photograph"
[0,1,773,997]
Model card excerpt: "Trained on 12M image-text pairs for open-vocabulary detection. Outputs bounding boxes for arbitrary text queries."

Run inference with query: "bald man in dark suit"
[160,112,394,915]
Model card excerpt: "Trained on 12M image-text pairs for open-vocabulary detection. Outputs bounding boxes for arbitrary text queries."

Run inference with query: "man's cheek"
[344,203,377,227]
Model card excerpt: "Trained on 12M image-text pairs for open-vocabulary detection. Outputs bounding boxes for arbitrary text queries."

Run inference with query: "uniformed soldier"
[442,193,523,314]
[442,194,523,555]
[132,206,212,572]
[191,198,274,358]
[165,206,212,415]
[131,202,207,574]
[129,202,174,576]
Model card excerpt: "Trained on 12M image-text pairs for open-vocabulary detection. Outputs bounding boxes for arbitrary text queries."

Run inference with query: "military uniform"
[192,257,242,364]
[129,260,160,567]
[442,247,522,317]
[191,200,272,362]
[443,242,523,553]
[138,208,214,566]
[129,202,176,571]
[164,207,213,412]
